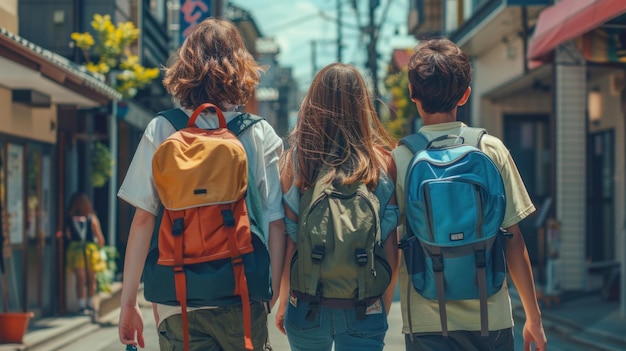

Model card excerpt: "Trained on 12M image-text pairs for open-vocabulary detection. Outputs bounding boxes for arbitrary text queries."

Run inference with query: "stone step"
[22,314,99,351]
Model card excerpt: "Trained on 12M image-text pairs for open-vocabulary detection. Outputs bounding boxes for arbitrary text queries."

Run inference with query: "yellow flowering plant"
[384,68,417,139]
[70,14,160,98]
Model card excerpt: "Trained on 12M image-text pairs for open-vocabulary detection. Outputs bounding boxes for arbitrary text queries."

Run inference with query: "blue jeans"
[284,297,388,351]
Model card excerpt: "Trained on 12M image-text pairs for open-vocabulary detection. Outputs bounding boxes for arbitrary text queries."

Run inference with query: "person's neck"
[421,112,457,126]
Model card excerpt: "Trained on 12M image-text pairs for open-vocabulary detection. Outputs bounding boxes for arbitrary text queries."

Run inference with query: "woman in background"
[65,192,106,314]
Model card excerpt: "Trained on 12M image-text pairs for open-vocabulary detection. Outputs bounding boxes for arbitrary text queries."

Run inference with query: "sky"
[231,0,417,90]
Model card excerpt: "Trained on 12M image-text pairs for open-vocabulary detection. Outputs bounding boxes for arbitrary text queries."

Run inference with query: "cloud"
[253,1,332,85]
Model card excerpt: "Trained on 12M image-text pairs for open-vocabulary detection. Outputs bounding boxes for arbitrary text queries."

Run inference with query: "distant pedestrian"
[117,17,285,351]
[393,38,547,351]
[275,62,400,351]
[65,192,106,315]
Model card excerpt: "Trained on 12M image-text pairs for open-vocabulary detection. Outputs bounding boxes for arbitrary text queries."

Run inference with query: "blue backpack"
[399,127,508,337]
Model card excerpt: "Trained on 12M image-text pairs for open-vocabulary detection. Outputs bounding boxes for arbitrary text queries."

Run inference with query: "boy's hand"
[119,304,145,348]
[523,320,547,351]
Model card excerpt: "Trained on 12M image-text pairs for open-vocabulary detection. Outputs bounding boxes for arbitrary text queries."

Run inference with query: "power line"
[263,13,324,33]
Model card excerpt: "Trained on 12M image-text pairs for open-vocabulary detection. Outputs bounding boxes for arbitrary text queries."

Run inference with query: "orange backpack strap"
[171,213,190,351]
[224,202,254,350]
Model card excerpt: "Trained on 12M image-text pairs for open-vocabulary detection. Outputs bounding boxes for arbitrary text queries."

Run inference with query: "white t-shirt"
[118,108,285,325]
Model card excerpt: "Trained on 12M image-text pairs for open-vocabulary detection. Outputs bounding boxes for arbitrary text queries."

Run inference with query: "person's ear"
[458,87,471,106]
[408,83,417,102]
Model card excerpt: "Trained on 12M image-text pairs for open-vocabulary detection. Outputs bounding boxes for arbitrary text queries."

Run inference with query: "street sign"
[180,0,212,44]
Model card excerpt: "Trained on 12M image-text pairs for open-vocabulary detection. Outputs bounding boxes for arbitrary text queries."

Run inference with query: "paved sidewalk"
[510,287,626,351]
[2,284,624,351]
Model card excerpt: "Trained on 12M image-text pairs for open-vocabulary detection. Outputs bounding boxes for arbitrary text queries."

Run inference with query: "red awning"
[527,0,626,61]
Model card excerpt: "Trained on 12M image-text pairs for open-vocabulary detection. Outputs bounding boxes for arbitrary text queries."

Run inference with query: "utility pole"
[367,0,380,113]
[311,40,318,79]
[214,0,223,17]
[337,0,342,62]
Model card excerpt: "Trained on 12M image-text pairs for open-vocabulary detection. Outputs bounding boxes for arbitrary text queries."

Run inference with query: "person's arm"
[275,154,296,334]
[382,228,399,315]
[118,208,155,348]
[381,151,399,315]
[269,218,286,310]
[90,215,106,247]
[276,238,296,335]
[505,224,547,351]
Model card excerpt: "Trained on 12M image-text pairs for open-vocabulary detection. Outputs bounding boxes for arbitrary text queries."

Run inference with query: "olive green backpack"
[290,169,392,320]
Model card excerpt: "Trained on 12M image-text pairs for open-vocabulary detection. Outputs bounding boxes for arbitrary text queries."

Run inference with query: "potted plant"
[91,142,112,188]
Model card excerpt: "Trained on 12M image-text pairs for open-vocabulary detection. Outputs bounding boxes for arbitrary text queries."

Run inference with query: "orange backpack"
[149,103,267,351]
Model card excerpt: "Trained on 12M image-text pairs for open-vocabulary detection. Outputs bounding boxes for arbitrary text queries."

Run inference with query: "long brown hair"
[288,63,396,190]
[67,192,94,217]
[162,18,264,111]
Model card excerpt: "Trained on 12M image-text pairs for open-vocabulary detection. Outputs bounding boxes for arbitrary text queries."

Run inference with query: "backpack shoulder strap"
[459,126,487,148]
[157,109,265,136]
[399,132,429,155]
[157,108,189,131]
[227,113,264,136]
[151,108,187,250]
[227,112,266,242]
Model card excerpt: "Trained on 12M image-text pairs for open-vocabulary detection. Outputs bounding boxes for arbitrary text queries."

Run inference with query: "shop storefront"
[527,0,626,316]
[0,28,120,317]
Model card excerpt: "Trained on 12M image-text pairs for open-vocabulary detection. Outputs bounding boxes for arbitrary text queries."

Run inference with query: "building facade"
[1,0,297,319]
[0,0,120,317]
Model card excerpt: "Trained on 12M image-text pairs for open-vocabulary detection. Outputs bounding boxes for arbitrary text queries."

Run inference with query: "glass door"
[586,130,615,262]
[503,114,552,280]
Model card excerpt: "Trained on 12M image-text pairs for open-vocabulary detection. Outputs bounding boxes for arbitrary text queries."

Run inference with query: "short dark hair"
[407,38,472,114]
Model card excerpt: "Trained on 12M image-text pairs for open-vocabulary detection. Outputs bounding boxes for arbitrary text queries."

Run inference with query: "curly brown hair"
[163,18,264,111]
[287,63,396,191]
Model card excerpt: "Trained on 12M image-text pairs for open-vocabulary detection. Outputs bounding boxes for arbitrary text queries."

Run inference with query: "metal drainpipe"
[622,87,626,318]
[85,110,94,201]
[107,100,118,248]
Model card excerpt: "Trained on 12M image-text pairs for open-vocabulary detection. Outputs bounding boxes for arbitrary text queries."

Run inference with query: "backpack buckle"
[221,210,236,227]
[311,245,325,263]
[172,218,184,236]
[355,249,368,267]
[432,254,444,272]
[232,255,244,266]
[475,249,486,268]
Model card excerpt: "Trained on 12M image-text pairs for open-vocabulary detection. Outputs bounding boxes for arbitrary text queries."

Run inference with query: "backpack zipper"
[353,189,380,278]
[303,193,327,228]
[474,184,483,239]
[423,184,435,242]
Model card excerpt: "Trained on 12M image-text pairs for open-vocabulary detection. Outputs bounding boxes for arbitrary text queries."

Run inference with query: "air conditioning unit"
[610,72,624,96]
